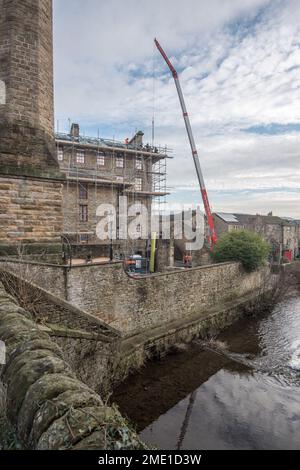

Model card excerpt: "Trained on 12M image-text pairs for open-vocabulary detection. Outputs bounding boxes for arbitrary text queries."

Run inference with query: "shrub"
[213,230,270,272]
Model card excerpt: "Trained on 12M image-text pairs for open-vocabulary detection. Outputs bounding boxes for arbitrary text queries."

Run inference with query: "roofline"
[55,138,171,160]
[213,212,299,226]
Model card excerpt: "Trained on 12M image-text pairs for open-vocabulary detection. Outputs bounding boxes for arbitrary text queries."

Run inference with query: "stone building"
[55,124,169,258]
[0,0,170,260]
[0,0,64,255]
[213,212,300,261]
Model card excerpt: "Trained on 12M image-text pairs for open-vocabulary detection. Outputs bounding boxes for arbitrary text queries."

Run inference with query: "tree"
[213,230,270,272]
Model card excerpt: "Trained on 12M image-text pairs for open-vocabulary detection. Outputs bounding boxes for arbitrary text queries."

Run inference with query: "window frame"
[79,183,88,200]
[136,157,142,170]
[76,151,85,164]
[116,154,124,169]
[79,204,88,223]
[97,153,105,166]
[135,177,142,192]
[57,147,64,162]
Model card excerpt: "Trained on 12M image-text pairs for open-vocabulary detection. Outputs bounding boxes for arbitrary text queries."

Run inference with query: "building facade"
[213,212,300,261]
[55,124,169,258]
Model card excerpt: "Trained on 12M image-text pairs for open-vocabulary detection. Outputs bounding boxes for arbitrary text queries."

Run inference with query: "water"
[112,296,300,450]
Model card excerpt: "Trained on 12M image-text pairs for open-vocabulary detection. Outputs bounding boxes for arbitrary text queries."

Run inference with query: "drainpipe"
[150,232,157,273]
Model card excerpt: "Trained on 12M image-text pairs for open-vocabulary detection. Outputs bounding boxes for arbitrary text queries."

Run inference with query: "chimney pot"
[70,123,80,138]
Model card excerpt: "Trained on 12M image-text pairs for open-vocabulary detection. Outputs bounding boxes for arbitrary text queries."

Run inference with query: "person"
[125,138,129,146]
[183,253,192,268]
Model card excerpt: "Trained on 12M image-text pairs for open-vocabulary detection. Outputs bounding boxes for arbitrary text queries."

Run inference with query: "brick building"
[55,124,169,258]
[0,0,64,254]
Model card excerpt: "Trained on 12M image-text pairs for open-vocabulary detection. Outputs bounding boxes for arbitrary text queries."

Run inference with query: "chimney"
[0,0,59,170]
[129,130,144,147]
[70,123,80,138]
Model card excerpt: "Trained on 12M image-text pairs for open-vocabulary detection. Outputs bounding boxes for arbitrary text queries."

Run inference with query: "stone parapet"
[0,282,144,450]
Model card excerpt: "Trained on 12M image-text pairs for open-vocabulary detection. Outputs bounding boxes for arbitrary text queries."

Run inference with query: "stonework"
[0,0,59,171]
[0,0,64,248]
[63,262,273,333]
[2,259,276,334]
[0,281,143,450]
[0,178,63,244]
[0,259,279,396]
[56,126,166,255]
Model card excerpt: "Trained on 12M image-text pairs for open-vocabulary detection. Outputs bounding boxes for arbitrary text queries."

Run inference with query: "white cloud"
[53,0,300,217]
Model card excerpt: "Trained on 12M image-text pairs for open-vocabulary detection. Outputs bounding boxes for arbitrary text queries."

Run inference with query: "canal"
[112,295,300,450]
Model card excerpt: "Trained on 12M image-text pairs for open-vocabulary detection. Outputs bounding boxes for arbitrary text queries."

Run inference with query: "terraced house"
[213,212,300,262]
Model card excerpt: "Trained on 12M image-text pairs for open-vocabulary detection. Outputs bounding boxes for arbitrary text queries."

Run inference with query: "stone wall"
[0,282,143,450]
[2,259,274,334]
[0,260,279,397]
[0,268,122,394]
[61,180,152,254]
[1,259,66,298]
[0,178,63,245]
[112,288,275,388]
[65,262,273,333]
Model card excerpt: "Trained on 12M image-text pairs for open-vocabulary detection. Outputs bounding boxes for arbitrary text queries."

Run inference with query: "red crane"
[154,38,217,247]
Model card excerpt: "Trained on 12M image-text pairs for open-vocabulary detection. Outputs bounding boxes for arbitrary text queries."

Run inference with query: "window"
[76,151,85,164]
[97,153,105,166]
[136,158,142,170]
[79,183,88,200]
[79,205,88,222]
[79,233,89,243]
[57,148,64,161]
[135,177,142,191]
[116,154,124,168]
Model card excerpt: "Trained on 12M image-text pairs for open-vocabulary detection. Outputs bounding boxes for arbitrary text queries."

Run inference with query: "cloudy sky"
[53,0,300,217]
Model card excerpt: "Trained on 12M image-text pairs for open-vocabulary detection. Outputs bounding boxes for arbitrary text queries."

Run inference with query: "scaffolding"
[55,132,171,255]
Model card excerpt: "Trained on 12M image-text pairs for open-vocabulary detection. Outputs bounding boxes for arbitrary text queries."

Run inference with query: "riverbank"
[0,262,291,449]
[112,293,300,449]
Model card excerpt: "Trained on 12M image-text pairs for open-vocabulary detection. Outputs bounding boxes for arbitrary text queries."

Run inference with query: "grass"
[0,381,19,450]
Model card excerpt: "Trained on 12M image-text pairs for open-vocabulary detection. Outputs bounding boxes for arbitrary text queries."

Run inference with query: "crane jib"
[154,38,218,247]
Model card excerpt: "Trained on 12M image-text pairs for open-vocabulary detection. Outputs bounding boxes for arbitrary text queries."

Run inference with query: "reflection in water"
[141,371,300,450]
[176,390,197,450]
[112,296,300,450]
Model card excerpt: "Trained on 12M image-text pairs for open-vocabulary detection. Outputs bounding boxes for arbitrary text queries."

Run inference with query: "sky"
[53,0,300,217]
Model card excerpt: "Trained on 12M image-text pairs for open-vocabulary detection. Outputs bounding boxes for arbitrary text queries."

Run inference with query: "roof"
[55,132,171,157]
[214,212,296,226]
[282,217,300,226]
[214,213,240,223]
[56,132,137,150]
[235,214,286,225]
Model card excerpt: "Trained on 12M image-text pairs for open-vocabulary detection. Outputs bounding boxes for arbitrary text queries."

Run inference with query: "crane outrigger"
[154,39,217,247]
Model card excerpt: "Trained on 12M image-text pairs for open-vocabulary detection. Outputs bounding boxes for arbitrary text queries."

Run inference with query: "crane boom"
[154,38,217,246]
